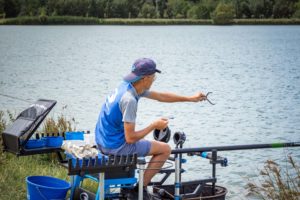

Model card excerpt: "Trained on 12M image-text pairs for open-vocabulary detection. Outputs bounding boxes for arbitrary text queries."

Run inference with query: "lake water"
[0,25,300,199]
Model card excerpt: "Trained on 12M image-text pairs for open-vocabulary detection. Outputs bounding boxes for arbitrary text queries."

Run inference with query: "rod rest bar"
[188,152,228,167]
[68,154,137,176]
[210,156,228,167]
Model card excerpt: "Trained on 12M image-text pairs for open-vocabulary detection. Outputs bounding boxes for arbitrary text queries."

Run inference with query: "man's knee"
[149,141,171,156]
[162,143,171,156]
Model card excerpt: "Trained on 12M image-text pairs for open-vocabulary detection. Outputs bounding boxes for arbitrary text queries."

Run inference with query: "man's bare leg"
[143,140,171,186]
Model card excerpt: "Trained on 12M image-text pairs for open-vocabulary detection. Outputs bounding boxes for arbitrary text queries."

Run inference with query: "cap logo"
[131,64,136,72]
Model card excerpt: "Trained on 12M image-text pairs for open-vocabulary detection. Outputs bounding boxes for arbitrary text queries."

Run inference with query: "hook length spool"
[153,127,171,143]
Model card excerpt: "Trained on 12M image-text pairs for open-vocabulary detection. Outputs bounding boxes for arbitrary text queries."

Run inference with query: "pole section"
[171,142,300,154]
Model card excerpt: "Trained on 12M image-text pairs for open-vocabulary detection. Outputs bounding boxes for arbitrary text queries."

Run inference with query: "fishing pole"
[171,142,300,154]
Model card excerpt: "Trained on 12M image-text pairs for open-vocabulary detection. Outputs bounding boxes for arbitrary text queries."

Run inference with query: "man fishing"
[95,58,206,199]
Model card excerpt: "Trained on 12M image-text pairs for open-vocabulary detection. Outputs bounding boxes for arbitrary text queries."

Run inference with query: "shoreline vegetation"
[1,0,300,25]
[1,16,300,25]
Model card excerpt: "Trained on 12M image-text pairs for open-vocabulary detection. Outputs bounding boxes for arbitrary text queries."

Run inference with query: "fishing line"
[0,93,74,121]
[0,93,33,103]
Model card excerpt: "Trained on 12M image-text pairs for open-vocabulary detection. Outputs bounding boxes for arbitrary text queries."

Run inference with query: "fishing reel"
[153,127,187,147]
[153,126,171,143]
[173,131,186,147]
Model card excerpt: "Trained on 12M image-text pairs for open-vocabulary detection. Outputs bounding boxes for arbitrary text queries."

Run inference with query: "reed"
[42,114,75,134]
[0,111,7,164]
[0,16,211,25]
[0,110,15,165]
[100,18,211,25]
[0,16,99,25]
[1,16,300,25]
[234,18,300,25]
[247,156,300,199]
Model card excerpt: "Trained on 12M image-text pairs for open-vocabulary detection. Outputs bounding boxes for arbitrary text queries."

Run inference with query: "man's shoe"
[120,187,135,199]
[142,188,152,200]
[124,187,152,200]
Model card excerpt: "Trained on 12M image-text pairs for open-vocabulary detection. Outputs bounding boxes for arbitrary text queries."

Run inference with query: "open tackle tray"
[1,99,65,157]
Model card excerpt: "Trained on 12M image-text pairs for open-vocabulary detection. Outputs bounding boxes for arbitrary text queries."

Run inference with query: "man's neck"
[132,82,145,95]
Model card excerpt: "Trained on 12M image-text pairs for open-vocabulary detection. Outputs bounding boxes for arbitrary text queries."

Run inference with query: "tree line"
[1,0,300,20]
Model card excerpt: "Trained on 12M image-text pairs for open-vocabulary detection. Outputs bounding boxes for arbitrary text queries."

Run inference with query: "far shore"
[1,16,300,25]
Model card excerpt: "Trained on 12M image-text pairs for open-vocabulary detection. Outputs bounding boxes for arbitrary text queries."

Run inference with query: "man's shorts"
[97,139,152,157]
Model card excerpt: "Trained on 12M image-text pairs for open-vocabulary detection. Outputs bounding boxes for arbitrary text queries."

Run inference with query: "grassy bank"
[0,110,96,200]
[0,154,69,199]
[0,16,300,25]
[0,154,99,200]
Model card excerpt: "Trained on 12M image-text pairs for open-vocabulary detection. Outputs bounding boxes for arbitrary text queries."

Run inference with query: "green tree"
[40,0,47,7]
[0,0,4,15]
[187,3,209,19]
[249,0,265,18]
[110,0,129,18]
[155,0,167,18]
[263,0,274,18]
[104,0,112,18]
[139,2,156,18]
[55,0,71,16]
[47,0,61,16]
[240,0,251,18]
[293,0,300,18]
[3,0,20,17]
[127,0,143,18]
[166,0,189,18]
[97,0,106,18]
[39,6,47,24]
[75,0,89,16]
[212,2,234,24]
[18,0,40,16]
[65,0,89,16]
[88,0,105,18]
[88,0,97,17]
[273,0,296,18]
[187,5,198,19]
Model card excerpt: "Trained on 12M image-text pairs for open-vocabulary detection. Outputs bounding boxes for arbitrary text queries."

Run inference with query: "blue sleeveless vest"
[95,82,137,149]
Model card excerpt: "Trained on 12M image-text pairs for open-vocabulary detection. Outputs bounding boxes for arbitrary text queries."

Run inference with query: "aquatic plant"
[247,156,300,200]
[0,110,15,165]
[0,111,6,164]
[41,114,76,134]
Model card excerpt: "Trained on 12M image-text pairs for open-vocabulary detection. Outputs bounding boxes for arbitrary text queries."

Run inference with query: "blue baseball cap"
[124,58,161,83]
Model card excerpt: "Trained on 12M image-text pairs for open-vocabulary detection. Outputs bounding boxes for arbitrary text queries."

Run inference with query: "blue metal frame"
[70,173,137,199]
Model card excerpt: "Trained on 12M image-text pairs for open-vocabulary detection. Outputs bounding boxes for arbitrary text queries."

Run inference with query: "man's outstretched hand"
[190,92,207,102]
